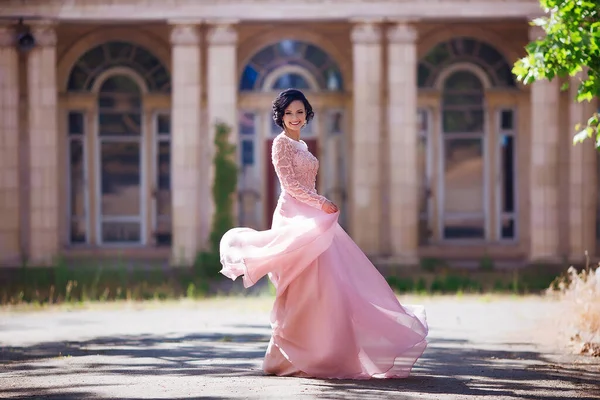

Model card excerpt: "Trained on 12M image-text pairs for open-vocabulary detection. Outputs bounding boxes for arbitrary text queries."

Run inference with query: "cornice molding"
[0,0,545,22]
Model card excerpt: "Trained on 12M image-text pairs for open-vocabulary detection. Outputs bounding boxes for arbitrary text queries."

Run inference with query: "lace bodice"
[272,133,327,209]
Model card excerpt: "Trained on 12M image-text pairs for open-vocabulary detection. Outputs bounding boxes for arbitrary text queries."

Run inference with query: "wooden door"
[265,138,318,228]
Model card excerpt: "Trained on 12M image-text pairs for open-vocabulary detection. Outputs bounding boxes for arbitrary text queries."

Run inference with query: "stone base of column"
[527,254,563,265]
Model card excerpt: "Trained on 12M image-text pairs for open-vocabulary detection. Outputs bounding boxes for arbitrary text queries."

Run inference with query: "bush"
[547,260,600,355]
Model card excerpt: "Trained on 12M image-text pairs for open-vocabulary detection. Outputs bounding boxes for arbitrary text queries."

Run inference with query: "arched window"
[418,37,515,89]
[240,39,343,92]
[65,41,171,247]
[67,41,170,93]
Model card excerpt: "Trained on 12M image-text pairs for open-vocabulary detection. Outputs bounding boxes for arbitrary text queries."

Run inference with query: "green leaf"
[573,127,592,144]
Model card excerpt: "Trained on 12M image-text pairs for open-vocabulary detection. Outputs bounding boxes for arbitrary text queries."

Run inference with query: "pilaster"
[351,21,383,255]
[387,21,419,264]
[529,25,560,262]
[27,22,59,265]
[206,21,239,245]
[170,22,203,265]
[0,26,21,265]
[568,72,597,262]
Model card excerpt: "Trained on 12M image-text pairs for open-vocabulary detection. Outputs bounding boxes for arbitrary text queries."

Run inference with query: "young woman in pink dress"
[220,88,428,380]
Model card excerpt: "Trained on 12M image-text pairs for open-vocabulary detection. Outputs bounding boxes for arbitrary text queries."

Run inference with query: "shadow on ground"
[1,333,599,399]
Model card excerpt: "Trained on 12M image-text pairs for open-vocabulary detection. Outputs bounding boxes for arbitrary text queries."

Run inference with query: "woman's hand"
[322,200,339,214]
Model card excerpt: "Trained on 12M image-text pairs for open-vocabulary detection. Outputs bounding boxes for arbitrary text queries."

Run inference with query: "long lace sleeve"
[272,137,327,209]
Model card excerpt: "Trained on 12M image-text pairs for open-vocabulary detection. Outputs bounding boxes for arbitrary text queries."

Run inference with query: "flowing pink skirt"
[220,193,428,379]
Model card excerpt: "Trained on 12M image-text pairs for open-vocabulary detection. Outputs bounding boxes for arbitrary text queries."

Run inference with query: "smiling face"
[282,100,306,133]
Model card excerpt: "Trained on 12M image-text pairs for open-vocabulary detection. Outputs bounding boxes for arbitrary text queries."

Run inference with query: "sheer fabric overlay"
[220,133,428,379]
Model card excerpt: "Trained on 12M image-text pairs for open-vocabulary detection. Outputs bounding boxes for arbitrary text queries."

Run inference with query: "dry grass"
[547,255,600,357]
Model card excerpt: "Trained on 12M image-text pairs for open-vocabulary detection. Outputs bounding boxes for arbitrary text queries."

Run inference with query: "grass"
[0,256,567,309]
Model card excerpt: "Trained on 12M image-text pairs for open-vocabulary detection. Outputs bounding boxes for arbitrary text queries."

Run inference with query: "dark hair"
[272,88,315,129]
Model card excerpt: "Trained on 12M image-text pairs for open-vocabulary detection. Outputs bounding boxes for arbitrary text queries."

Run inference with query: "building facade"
[0,0,597,267]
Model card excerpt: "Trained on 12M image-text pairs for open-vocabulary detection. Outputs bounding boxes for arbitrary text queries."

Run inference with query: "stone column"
[0,26,21,265]
[170,23,203,265]
[205,22,238,248]
[568,73,597,262]
[350,21,383,255]
[387,22,418,264]
[28,23,59,265]
[529,26,560,262]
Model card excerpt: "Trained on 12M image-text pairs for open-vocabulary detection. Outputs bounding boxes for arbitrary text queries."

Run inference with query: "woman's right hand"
[322,200,339,214]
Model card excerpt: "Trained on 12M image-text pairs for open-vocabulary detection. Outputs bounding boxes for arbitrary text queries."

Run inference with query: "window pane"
[107,41,134,60]
[500,110,514,130]
[443,94,484,106]
[156,141,171,246]
[275,40,304,57]
[444,138,484,215]
[68,112,84,136]
[70,219,87,244]
[240,112,256,135]
[102,222,141,243]
[240,65,259,91]
[272,73,311,90]
[155,216,172,246]
[444,218,485,239]
[325,68,343,91]
[444,70,483,91]
[501,217,515,240]
[101,141,141,216]
[98,95,141,111]
[443,109,484,133]
[241,140,254,166]
[304,44,327,67]
[99,75,141,94]
[81,45,106,70]
[271,118,282,136]
[99,113,141,136]
[67,65,89,91]
[418,64,430,87]
[417,134,428,216]
[133,49,161,74]
[157,114,171,135]
[417,109,428,133]
[424,42,451,66]
[417,109,430,244]
[500,135,515,213]
[478,43,503,66]
[449,37,477,56]
[69,139,86,243]
[150,66,170,91]
[328,111,343,135]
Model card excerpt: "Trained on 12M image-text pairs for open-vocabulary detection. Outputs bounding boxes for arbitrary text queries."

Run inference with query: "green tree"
[193,121,238,278]
[209,121,238,253]
[513,0,600,146]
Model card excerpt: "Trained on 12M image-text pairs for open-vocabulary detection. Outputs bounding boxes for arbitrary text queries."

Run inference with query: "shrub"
[547,260,600,355]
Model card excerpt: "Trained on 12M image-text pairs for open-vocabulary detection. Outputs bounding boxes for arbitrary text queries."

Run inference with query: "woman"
[220,88,428,380]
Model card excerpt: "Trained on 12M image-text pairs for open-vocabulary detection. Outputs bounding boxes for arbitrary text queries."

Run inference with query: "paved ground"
[0,294,598,399]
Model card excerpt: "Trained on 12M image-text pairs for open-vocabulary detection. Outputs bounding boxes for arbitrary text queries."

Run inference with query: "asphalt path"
[0,295,598,399]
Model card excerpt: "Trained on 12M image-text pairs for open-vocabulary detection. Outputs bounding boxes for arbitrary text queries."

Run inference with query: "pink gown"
[219,132,428,379]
